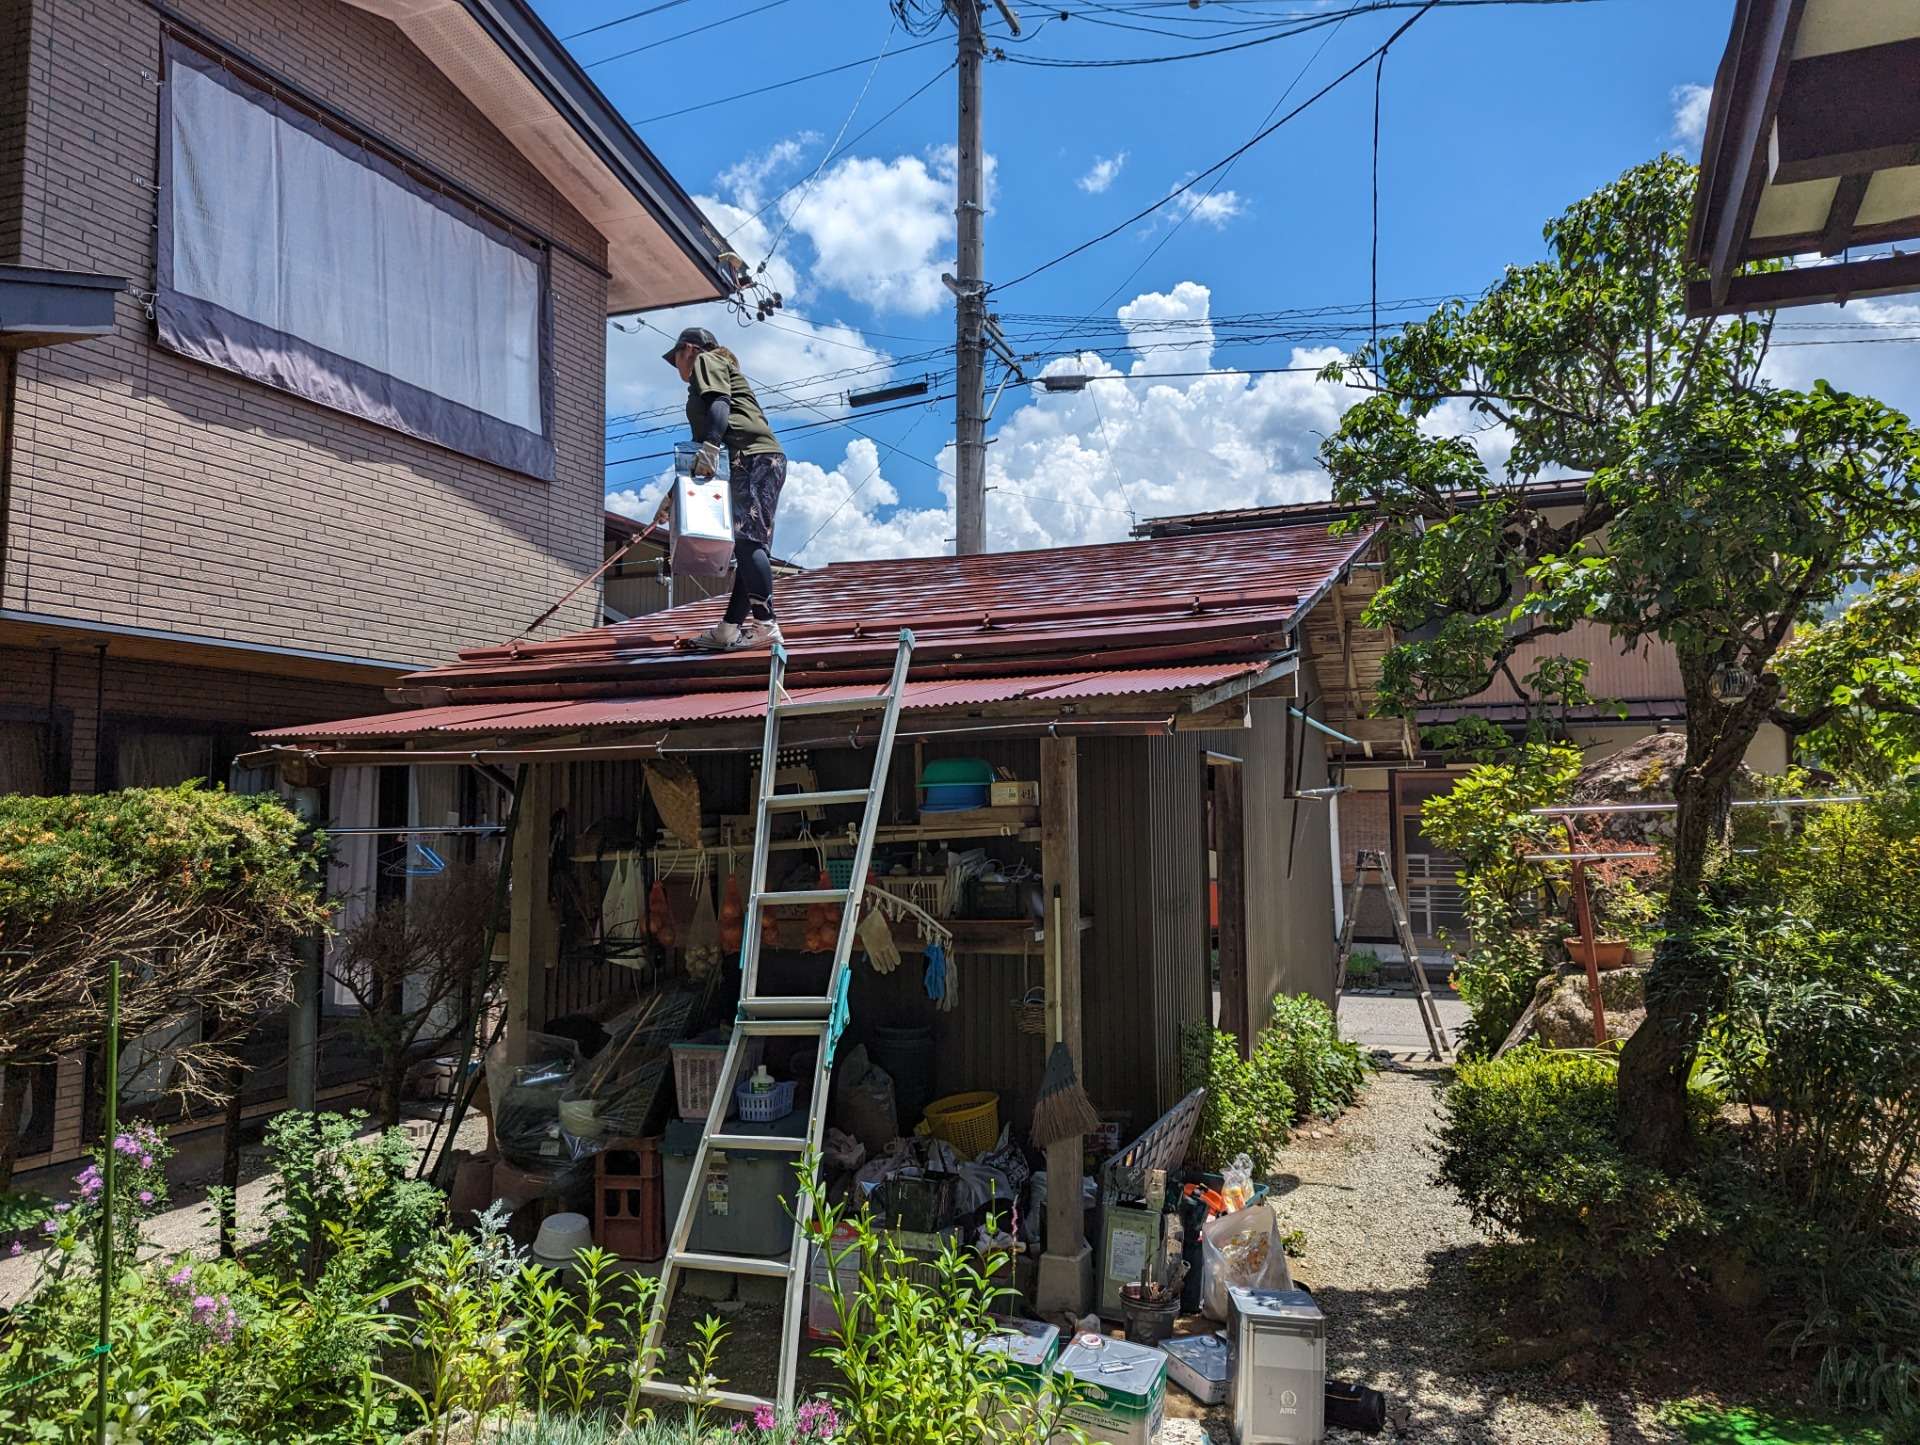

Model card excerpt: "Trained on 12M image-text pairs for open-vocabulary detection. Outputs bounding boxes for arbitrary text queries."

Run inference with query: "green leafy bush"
[1434,1046,1715,1300]
[1181,1022,1295,1173]
[259,1110,443,1287]
[1262,994,1369,1120]
[1419,745,1581,1055]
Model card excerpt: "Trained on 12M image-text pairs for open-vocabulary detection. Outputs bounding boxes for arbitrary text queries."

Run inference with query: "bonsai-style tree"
[327,860,500,1127]
[0,784,329,1186]
[1318,155,1920,1166]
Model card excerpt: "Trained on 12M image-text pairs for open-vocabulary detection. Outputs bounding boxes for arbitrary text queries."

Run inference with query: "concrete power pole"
[952,0,988,555]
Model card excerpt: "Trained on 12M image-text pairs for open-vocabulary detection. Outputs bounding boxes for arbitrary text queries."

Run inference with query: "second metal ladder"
[641,629,916,1417]
[1336,848,1450,1060]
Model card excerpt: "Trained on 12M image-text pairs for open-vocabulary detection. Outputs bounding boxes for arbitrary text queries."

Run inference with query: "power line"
[992,2,1438,293]
[627,35,948,123]
[758,19,900,272]
[787,407,941,563]
[563,0,698,41]
[582,0,800,68]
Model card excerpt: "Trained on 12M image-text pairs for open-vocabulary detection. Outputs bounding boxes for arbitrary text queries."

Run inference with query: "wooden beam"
[1772,39,1920,186]
[1820,172,1872,256]
[1035,735,1091,1316]
[504,763,552,1067]
[1687,248,1920,316]
[1697,0,1806,306]
[1212,760,1251,1061]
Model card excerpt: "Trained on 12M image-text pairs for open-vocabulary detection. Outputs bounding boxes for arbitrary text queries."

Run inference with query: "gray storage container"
[1228,1286,1326,1444]
[661,1117,803,1257]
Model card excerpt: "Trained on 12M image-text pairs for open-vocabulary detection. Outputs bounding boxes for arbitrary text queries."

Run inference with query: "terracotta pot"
[1567,937,1631,970]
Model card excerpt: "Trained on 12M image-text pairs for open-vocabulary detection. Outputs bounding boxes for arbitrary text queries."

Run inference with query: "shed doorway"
[1204,752,1250,1058]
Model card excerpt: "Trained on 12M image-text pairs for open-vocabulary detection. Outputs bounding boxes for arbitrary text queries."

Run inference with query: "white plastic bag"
[1200,1202,1294,1321]
[671,474,735,575]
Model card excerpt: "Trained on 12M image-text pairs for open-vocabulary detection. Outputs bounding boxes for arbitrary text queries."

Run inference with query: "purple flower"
[138,1190,154,1205]
[41,1220,57,1235]
[754,1404,776,1431]
[113,1135,138,1156]
[191,1294,216,1317]
[53,1202,70,1214]
[8,1240,21,1257]
[138,1155,152,1169]
[167,1265,192,1289]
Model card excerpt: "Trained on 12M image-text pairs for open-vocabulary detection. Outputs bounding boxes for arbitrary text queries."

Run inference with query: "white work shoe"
[687,618,784,652]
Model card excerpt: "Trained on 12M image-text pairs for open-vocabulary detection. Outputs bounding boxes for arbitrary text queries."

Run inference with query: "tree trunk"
[1616,654,1774,1167]
[218,1056,245,1258]
[378,1054,408,1129]
[0,1066,27,1193]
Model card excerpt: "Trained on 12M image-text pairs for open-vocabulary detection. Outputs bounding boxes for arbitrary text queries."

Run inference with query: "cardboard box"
[990,780,1040,807]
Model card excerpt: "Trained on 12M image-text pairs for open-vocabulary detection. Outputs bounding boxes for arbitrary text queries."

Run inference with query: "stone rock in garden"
[1565,733,1758,847]
[1154,1421,1218,1444]
[1525,965,1647,1048]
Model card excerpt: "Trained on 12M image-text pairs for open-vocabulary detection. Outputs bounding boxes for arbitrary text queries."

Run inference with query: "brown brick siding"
[1,641,389,792]
[0,0,34,264]
[2,0,612,670]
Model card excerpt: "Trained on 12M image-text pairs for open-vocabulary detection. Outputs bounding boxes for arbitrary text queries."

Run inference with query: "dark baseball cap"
[661,326,717,363]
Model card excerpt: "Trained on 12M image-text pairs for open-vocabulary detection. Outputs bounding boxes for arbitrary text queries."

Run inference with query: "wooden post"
[504,764,552,1066]
[1212,760,1250,1059]
[1567,857,1610,1047]
[1036,736,1092,1317]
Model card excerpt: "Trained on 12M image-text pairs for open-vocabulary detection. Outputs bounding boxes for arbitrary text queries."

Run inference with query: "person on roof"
[663,325,786,651]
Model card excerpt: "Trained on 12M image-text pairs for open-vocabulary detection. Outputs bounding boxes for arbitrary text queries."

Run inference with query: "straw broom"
[1032,885,1099,1148]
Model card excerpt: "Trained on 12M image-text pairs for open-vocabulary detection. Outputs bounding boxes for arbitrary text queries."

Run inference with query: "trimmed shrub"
[1181,1022,1295,1173]
[1262,993,1369,1120]
[1434,1046,1715,1300]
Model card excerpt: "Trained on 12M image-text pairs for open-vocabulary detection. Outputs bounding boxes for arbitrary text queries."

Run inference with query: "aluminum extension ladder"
[641,629,916,1417]
[1335,848,1450,1060]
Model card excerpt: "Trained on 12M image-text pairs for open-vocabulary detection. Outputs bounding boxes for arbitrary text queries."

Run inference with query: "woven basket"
[1011,987,1048,1036]
[646,759,703,846]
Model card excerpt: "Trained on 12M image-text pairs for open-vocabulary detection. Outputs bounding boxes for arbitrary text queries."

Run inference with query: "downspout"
[0,352,16,607]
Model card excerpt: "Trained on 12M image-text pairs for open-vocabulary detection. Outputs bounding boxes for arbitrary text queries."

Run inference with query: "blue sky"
[529,0,1920,565]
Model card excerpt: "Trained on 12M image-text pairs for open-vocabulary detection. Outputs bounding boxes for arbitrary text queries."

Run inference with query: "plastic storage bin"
[662,1117,803,1257]
[918,758,993,812]
[671,1037,764,1121]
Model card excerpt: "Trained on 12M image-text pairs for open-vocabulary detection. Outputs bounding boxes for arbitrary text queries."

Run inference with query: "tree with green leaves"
[1318,155,1920,1166]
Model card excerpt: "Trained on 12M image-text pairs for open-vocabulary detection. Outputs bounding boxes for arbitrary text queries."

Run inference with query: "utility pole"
[952,0,988,555]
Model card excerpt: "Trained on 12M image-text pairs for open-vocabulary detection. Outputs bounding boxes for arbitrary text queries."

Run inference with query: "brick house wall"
[1,0,612,668]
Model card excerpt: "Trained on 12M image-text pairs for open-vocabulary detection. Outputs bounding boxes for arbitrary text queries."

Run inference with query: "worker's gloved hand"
[691,441,722,479]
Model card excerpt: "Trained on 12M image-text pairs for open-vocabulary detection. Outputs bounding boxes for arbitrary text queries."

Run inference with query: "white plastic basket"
[869,874,950,917]
[733,1077,798,1123]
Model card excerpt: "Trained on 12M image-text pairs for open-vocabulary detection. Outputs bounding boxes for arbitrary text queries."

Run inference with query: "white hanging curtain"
[325,766,380,1011]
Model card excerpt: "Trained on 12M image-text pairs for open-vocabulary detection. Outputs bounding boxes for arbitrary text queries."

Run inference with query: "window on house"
[155,36,553,478]
[0,720,51,795]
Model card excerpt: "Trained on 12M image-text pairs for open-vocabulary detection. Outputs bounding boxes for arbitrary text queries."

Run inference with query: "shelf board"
[764,914,1091,955]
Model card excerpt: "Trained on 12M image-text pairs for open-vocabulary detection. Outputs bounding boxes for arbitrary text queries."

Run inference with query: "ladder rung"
[707,1131,808,1153]
[753,888,849,908]
[740,995,833,1019]
[776,693,890,718]
[762,788,870,812]
[643,1380,777,1413]
[668,1250,795,1279]
[739,1018,831,1038]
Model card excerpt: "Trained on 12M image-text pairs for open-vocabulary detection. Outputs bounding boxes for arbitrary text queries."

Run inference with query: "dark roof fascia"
[463,0,735,309]
[0,266,127,350]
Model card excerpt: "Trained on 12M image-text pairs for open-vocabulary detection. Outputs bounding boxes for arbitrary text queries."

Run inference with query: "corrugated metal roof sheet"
[404,521,1374,694]
[256,663,1268,744]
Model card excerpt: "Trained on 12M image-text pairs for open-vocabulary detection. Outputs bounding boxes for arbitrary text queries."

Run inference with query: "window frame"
[153,32,556,480]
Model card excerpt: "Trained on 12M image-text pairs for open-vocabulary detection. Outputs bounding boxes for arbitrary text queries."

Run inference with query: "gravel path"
[1168,1061,1692,1445]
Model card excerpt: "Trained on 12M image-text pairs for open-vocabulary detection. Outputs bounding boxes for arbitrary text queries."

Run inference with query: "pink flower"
[138,1155,152,1169]
[40,1220,57,1235]
[8,1240,21,1257]
[754,1404,776,1431]
[53,1202,70,1214]
[167,1265,192,1289]
[138,1190,154,1205]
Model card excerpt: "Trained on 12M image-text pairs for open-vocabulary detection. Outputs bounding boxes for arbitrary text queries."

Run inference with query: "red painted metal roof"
[407,521,1374,697]
[256,663,1269,744]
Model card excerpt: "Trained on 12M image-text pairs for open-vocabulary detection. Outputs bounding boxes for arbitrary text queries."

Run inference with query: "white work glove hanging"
[691,441,722,479]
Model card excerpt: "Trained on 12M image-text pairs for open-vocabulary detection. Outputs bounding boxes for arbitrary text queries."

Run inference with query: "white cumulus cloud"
[1670,82,1711,153]
[1077,152,1127,194]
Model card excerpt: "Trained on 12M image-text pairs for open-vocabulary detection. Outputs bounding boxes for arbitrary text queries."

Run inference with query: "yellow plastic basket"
[921,1090,1001,1158]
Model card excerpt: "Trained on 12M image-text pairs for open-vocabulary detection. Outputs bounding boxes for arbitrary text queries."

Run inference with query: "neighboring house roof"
[390,522,1377,701]
[341,0,736,313]
[1688,0,1920,315]
[0,265,126,350]
[1132,477,1594,539]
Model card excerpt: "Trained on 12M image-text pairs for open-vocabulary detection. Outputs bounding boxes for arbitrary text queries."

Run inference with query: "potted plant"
[1570,875,1661,970]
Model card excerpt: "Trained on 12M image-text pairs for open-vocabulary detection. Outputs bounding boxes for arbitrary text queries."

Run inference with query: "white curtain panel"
[168,58,541,435]
[325,766,380,1011]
